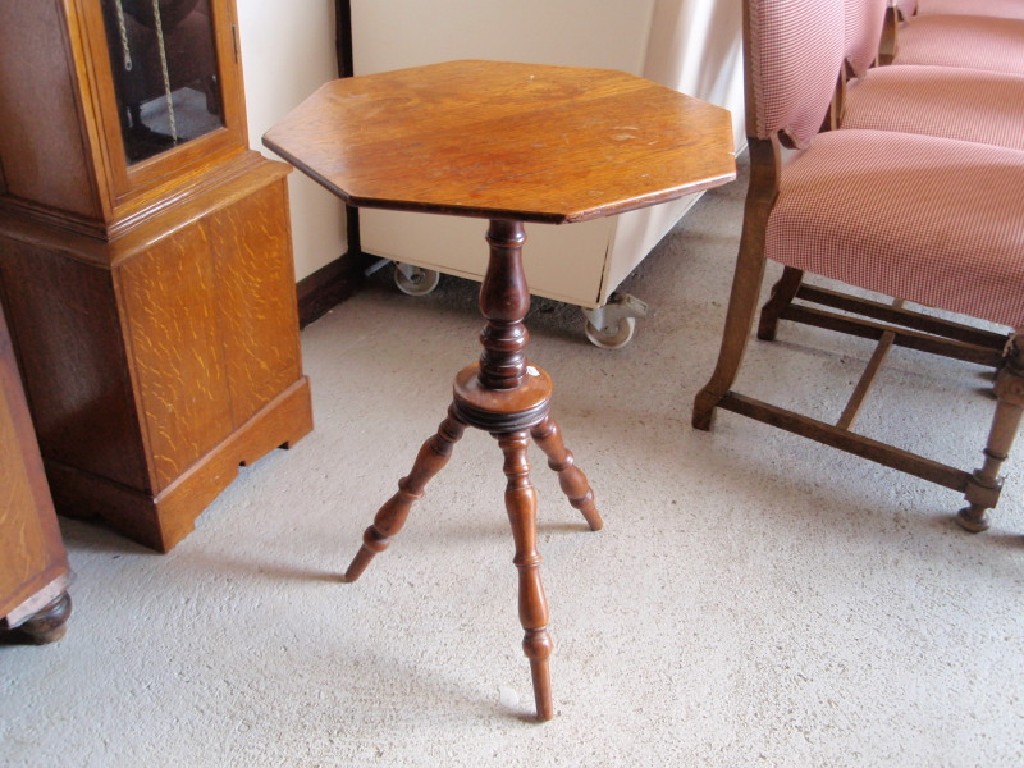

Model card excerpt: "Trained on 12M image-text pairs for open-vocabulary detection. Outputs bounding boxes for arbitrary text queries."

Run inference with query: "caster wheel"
[394,264,440,296]
[585,316,636,349]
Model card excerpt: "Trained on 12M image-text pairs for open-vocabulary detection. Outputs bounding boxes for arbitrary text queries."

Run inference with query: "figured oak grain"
[208,178,302,426]
[0,239,150,490]
[0,1,311,552]
[118,221,234,492]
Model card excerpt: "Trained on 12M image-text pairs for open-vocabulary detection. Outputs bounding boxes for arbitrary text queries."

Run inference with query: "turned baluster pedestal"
[342,219,602,720]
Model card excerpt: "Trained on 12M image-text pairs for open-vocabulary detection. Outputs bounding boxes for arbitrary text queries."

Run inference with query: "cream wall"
[234,1,745,284]
[645,0,745,150]
[350,0,657,74]
[605,0,746,290]
[235,0,346,282]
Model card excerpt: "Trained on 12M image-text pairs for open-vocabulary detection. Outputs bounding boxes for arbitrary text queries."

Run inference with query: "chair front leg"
[959,335,1024,531]
[693,138,779,431]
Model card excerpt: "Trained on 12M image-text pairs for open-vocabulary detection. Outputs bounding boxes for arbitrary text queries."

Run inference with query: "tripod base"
[343,362,602,721]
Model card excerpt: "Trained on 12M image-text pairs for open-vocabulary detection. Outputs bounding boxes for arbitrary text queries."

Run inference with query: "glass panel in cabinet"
[100,0,224,164]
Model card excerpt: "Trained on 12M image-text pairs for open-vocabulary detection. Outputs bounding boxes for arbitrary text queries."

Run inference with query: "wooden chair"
[693,0,1024,533]
[881,0,1024,68]
[763,0,1024,364]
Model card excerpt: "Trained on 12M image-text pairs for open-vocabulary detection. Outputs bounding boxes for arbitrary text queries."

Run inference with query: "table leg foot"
[343,408,466,582]
[530,416,603,531]
[499,431,554,721]
[528,653,554,722]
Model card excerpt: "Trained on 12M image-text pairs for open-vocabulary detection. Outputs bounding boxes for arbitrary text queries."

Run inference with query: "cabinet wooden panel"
[0,240,150,490]
[208,178,303,426]
[0,0,313,551]
[0,308,71,642]
[0,160,313,552]
[118,214,235,491]
[0,0,103,219]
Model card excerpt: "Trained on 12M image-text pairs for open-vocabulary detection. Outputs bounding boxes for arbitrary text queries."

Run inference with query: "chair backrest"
[845,0,889,75]
[744,0,846,148]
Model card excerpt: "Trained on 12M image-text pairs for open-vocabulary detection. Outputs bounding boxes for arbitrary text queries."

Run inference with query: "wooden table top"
[264,60,736,224]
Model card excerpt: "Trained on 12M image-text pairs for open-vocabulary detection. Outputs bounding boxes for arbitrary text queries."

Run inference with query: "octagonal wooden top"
[263,60,736,224]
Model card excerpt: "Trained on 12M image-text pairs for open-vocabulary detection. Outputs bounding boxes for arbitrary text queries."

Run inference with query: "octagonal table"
[264,60,735,721]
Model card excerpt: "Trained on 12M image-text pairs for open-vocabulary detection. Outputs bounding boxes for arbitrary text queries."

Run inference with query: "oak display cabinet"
[0,0,313,552]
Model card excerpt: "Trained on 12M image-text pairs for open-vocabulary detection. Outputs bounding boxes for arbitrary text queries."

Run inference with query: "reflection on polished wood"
[264,59,735,721]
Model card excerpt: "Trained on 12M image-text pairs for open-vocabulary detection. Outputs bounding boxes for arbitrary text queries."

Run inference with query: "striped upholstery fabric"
[917,0,1024,18]
[844,65,1024,148]
[894,15,1024,73]
[765,129,1024,328]
[746,0,846,147]
[845,0,889,75]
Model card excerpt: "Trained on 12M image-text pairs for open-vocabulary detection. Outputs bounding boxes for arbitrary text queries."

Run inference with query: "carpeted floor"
[2,159,1022,767]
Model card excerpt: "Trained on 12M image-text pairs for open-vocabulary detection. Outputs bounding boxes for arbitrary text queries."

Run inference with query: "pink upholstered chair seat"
[894,15,1024,74]
[767,129,1024,328]
[916,0,1024,19]
[844,65,1024,149]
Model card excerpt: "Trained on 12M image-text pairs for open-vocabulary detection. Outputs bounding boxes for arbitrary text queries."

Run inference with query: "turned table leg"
[531,416,603,531]
[498,430,553,721]
[343,407,466,582]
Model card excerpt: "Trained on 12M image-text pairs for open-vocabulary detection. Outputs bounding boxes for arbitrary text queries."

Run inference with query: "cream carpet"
[3,160,1022,767]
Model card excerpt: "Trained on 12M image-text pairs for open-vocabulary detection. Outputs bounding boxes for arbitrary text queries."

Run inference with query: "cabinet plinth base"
[47,377,313,552]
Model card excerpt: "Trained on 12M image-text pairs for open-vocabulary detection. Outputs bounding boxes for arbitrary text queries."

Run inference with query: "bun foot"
[4,591,72,645]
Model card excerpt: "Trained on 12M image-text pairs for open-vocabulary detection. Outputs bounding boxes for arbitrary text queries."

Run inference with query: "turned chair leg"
[959,338,1024,532]
[498,431,554,721]
[343,408,466,581]
[530,416,603,531]
[757,266,803,341]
